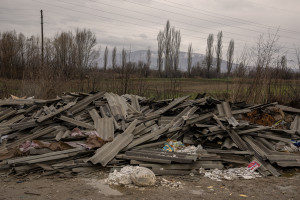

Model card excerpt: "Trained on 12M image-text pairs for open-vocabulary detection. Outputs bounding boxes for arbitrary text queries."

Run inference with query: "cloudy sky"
[1,0,300,61]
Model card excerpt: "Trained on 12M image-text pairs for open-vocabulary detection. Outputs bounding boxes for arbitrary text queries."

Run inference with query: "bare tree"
[163,20,172,76]
[215,31,223,76]
[296,47,300,70]
[121,48,127,93]
[103,46,108,71]
[112,46,117,69]
[157,31,164,77]
[187,43,193,77]
[247,32,280,103]
[75,29,98,70]
[205,34,214,78]
[144,47,151,77]
[227,39,235,76]
[226,39,234,96]
[172,28,181,74]
[122,48,126,73]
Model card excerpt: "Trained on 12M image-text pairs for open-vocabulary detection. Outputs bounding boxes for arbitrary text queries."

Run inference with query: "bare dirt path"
[1,170,300,200]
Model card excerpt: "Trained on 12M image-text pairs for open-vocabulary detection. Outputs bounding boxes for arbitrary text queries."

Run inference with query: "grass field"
[0,77,299,105]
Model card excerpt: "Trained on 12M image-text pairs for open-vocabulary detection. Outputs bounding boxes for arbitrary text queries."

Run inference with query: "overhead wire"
[159,0,300,35]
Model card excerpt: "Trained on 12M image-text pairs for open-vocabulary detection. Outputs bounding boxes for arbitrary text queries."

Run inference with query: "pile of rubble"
[0,91,299,177]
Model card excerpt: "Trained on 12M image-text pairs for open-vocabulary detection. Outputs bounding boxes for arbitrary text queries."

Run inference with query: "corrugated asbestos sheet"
[221,138,238,149]
[105,93,128,120]
[290,115,300,131]
[88,120,137,166]
[95,117,114,141]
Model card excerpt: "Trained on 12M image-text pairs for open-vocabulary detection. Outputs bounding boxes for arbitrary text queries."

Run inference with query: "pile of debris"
[0,91,299,177]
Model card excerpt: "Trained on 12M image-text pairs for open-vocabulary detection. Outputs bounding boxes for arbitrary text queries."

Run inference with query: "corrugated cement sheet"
[88,120,137,166]
[95,117,114,141]
[290,115,300,131]
[105,93,128,120]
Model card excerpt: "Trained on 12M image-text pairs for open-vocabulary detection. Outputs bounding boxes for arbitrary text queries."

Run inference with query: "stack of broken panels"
[0,91,299,177]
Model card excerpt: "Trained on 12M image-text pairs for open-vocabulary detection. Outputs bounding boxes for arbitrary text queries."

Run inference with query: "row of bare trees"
[157,20,181,77]
[0,29,99,80]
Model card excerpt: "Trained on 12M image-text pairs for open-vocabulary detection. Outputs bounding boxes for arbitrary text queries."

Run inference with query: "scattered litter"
[160,178,183,189]
[247,160,261,172]
[203,168,262,181]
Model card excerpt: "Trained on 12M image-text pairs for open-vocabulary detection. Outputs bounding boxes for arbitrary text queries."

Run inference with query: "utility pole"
[40,10,44,66]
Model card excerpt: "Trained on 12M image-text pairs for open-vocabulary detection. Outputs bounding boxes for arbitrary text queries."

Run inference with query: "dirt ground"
[1,169,300,200]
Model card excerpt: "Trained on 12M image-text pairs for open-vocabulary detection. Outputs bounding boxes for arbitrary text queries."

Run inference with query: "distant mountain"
[97,50,232,72]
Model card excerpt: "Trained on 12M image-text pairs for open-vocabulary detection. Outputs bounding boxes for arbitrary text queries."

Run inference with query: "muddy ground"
[1,169,300,200]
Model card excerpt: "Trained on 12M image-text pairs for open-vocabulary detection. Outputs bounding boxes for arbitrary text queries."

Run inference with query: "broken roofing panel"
[105,93,128,120]
[290,115,300,131]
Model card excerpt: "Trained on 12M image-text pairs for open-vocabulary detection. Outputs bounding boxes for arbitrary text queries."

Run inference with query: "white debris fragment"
[203,167,262,181]
[107,166,133,186]
[176,145,203,154]
[274,142,299,153]
[107,166,156,187]
[160,178,183,189]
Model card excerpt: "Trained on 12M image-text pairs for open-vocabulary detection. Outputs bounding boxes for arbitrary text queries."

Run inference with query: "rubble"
[107,166,156,186]
[203,167,262,181]
[0,91,300,179]
[160,178,183,189]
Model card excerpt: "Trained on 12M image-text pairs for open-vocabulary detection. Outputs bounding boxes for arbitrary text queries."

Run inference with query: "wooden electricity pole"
[41,9,44,66]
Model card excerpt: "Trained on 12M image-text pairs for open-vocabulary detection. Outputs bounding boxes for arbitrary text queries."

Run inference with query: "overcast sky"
[1,0,300,61]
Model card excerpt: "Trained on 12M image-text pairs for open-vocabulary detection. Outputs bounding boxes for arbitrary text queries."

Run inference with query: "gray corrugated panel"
[182,106,198,121]
[37,102,75,123]
[6,148,83,164]
[154,95,190,115]
[186,113,213,125]
[105,93,128,120]
[276,161,300,167]
[125,149,197,163]
[140,161,224,170]
[221,138,238,149]
[231,108,251,115]
[88,120,137,166]
[59,116,95,130]
[69,91,105,114]
[227,116,239,127]
[238,127,270,135]
[151,169,191,175]
[290,115,300,130]
[207,133,225,141]
[206,149,254,155]
[125,123,171,150]
[276,104,300,113]
[221,102,232,117]
[217,104,225,117]
[95,117,114,141]
[88,109,101,122]
[131,95,140,112]
[0,114,24,125]
[208,125,221,132]
[160,116,174,126]
[0,109,17,122]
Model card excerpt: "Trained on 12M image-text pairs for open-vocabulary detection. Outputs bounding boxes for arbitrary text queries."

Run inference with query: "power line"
[245,0,300,14]
[55,0,297,50]
[118,0,300,41]
[56,0,267,46]
[87,0,257,43]
[33,0,296,51]
[159,0,300,35]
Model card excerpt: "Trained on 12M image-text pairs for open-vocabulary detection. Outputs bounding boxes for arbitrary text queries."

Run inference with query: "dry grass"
[1,77,299,106]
